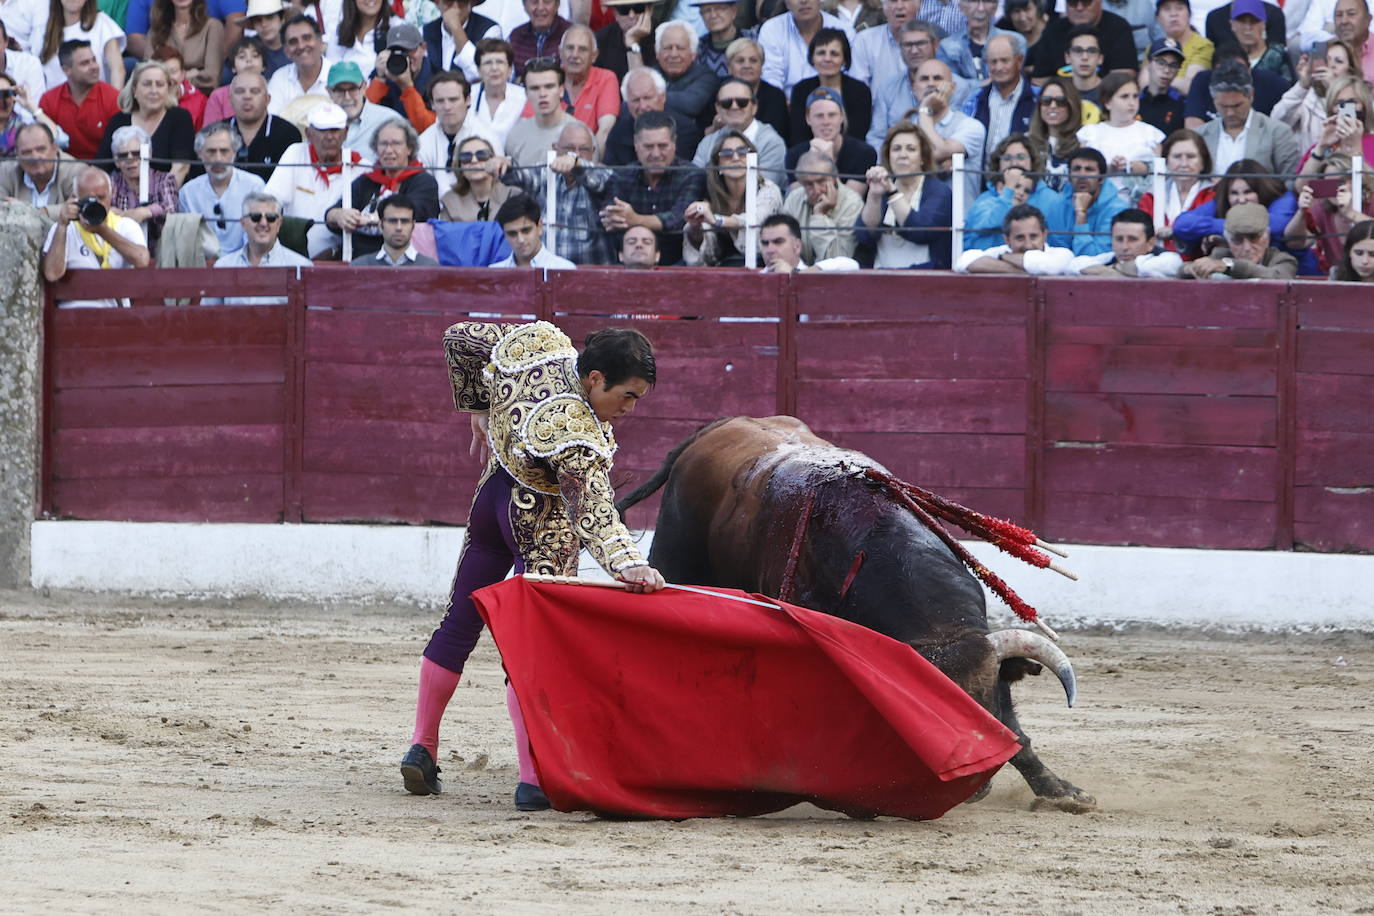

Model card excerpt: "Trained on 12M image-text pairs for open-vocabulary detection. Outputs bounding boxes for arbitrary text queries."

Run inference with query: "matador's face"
[582,371,650,424]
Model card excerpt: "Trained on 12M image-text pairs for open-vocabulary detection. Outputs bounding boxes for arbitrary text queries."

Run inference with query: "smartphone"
[1309,177,1344,199]
[1311,41,1329,64]
[1338,99,1359,120]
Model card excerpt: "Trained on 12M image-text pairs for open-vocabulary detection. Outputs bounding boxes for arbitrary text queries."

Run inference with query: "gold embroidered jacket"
[444,320,646,575]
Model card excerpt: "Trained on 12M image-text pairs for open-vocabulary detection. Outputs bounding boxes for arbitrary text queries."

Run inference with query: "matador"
[401,320,665,810]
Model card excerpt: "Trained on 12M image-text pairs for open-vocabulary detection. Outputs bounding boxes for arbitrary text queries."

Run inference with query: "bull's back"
[650,417,853,591]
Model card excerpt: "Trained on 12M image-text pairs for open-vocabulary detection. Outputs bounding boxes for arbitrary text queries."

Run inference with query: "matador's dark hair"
[578,329,656,388]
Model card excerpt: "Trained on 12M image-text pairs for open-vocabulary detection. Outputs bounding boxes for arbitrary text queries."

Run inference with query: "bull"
[616,415,1094,806]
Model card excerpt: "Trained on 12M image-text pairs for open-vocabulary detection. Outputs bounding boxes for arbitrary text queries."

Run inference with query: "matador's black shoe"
[400,744,442,796]
[514,781,550,811]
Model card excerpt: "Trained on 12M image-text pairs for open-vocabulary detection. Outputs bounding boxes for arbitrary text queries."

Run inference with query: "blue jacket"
[1172,192,1321,276]
[937,28,1022,83]
[964,182,1062,250]
[1047,179,1129,256]
[854,176,953,269]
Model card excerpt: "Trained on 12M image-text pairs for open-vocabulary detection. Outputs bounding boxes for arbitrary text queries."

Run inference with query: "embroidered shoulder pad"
[491,321,576,375]
[522,395,615,462]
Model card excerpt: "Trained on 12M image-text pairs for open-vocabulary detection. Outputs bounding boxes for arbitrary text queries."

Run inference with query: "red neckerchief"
[366,160,424,192]
[310,146,361,182]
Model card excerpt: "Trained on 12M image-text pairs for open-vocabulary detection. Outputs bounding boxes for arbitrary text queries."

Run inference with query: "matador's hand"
[617,565,665,593]
[469,412,490,465]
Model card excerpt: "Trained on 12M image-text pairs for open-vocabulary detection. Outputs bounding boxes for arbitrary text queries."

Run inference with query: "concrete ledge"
[31,520,1374,631]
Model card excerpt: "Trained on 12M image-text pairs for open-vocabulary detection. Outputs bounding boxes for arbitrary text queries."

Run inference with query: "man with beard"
[178,122,267,257]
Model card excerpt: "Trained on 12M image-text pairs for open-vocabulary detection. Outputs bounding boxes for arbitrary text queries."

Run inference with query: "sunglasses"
[1066,0,1095,6]
[524,56,557,69]
[1040,96,1069,107]
[615,3,648,13]
[717,96,752,109]
[458,148,494,163]
[717,147,749,160]
[114,150,141,160]
[0,89,16,100]
[246,212,281,223]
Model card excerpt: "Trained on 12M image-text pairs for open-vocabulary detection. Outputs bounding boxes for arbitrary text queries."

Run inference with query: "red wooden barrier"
[42,268,1374,554]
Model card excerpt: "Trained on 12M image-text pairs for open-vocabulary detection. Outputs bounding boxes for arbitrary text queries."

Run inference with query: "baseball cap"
[805,86,845,110]
[1148,37,1185,60]
[386,21,423,50]
[327,60,364,87]
[307,101,348,130]
[1230,0,1267,20]
[1224,202,1269,236]
[1154,0,1189,9]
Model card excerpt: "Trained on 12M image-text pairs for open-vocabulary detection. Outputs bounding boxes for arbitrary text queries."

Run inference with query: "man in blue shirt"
[1046,147,1128,256]
[179,122,266,257]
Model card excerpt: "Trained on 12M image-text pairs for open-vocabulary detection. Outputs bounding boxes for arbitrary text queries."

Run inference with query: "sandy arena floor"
[1,588,1371,914]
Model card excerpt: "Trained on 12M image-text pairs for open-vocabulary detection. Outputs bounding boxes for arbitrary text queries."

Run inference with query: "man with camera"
[365,22,437,132]
[41,167,151,309]
[0,123,82,222]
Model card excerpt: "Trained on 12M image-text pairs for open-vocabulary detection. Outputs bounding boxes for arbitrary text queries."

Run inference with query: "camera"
[77,196,107,225]
[386,47,410,76]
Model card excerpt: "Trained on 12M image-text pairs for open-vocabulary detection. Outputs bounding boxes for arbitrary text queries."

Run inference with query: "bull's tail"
[615,417,733,514]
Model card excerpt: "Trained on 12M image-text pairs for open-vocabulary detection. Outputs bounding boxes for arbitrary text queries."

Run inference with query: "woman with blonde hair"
[725,37,789,140]
[439,135,515,222]
[39,0,125,90]
[1272,39,1357,152]
[97,60,196,186]
[147,0,224,95]
[856,121,952,270]
[683,130,783,266]
[1295,74,1374,185]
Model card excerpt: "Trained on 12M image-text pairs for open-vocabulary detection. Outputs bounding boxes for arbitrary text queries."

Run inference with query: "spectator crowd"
[6,0,1374,295]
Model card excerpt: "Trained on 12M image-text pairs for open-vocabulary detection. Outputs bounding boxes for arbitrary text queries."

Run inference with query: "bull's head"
[986,629,1077,707]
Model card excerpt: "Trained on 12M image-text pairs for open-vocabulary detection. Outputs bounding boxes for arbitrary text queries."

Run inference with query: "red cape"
[472,577,1021,820]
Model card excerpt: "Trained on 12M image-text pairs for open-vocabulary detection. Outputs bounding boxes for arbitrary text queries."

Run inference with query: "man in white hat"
[263,101,363,257]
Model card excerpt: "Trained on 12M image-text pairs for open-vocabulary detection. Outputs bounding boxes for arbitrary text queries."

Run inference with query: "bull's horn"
[986,629,1078,708]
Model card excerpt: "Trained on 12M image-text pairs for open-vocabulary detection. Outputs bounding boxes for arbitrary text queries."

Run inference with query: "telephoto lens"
[77,196,107,225]
[386,48,409,75]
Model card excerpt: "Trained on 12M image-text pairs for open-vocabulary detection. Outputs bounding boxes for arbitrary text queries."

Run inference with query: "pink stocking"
[506,681,539,786]
[410,657,461,758]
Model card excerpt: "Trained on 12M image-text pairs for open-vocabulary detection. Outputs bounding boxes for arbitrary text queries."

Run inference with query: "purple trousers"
[423,467,525,673]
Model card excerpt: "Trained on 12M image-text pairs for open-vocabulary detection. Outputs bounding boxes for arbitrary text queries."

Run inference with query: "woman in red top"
[1137,129,1214,256]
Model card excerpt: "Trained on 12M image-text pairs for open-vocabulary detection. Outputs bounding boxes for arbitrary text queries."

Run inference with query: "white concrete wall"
[30,520,1374,631]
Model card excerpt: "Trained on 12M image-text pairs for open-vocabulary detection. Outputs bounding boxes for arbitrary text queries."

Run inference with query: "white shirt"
[469,81,527,150]
[850,25,904,93]
[329,28,381,73]
[266,59,334,115]
[1213,110,1253,178]
[418,117,501,196]
[758,11,854,96]
[955,243,1076,275]
[491,246,576,269]
[875,183,931,270]
[0,47,44,101]
[264,141,358,223]
[22,167,58,208]
[43,216,146,308]
[1068,249,1184,277]
[441,17,503,82]
[1162,179,1212,226]
[986,78,1024,158]
[0,0,43,52]
[41,13,124,90]
[207,241,312,304]
[1076,120,1165,172]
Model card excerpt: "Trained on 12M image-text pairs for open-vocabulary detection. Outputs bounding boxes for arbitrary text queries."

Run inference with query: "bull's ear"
[998,658,1043,682]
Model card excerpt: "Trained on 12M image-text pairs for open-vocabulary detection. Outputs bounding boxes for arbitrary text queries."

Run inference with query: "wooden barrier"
[42,268,1374,553]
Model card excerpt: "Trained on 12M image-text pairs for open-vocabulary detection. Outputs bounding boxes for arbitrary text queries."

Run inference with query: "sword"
[521,573,784,610]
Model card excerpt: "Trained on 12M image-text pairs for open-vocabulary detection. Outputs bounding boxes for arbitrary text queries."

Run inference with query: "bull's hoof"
[962,781,993,804]
[1029,793,1097,814]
